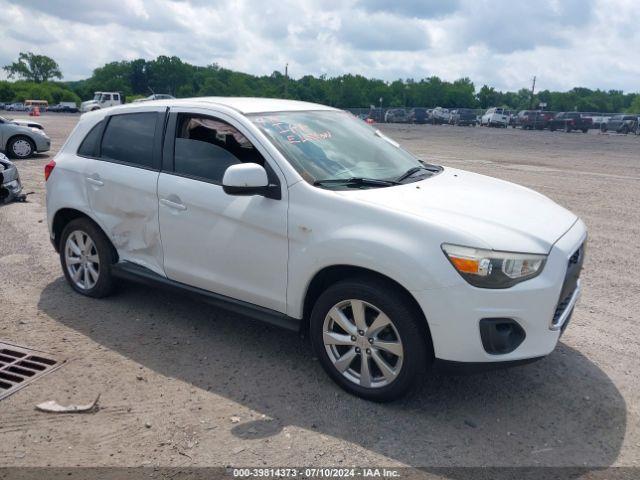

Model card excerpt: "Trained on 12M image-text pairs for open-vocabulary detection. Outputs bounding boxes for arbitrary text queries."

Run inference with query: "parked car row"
[510,110,640,134]
[0,102,79,113]
[372,106,639,135]
[382,107,480,126]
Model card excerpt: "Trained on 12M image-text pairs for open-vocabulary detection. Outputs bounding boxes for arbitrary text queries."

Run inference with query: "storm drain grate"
[0,341,63,401]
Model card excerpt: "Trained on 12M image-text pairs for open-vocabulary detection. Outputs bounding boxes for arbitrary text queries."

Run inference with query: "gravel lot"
[0,114,638,472]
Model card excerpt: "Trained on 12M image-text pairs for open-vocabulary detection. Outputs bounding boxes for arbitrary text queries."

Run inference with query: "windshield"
[250,110,427,186]
[93,93,101,101]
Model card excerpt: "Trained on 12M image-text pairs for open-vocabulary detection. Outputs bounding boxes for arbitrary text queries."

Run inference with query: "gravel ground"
[0,114,638,472]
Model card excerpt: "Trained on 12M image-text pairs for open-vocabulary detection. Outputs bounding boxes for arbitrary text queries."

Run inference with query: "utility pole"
[529,75,536,109]
[284,63,288,98]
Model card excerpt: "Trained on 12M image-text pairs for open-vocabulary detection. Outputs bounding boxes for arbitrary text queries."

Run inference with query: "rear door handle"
[86,175,104,187]
[160,197,187,211]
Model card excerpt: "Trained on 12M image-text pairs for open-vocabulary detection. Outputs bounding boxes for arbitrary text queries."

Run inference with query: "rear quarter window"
[100,112,158,168]
[77,120,105,158]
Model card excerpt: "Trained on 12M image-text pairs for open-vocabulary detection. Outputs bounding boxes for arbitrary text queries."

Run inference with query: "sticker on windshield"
[255,117,332,144]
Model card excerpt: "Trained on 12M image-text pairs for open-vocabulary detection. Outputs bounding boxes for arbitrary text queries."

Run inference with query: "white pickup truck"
[80,92,124,113]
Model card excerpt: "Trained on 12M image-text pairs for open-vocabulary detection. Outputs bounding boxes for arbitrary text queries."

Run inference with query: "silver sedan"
[0,116,51,158]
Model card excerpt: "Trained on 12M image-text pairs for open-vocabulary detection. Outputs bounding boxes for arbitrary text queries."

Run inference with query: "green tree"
[477,85,498,109]
[39,54,637,112]
[3,52,62,83]
[627,95,640,114]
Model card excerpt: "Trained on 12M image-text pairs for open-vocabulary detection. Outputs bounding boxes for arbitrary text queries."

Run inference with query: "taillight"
[44,159,56,181]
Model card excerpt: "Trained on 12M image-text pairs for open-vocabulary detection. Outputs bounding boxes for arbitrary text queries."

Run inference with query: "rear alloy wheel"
[60,218,116,298]
[8,136,34,158]
[64,230,101,291]
[311,279,430,401]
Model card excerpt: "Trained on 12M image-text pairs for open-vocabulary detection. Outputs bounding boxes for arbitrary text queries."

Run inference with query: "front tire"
[7,136,35,158]
[310,278,431,402]
[60,218,116,298]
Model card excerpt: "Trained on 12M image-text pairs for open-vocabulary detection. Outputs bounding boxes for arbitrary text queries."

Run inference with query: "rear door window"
[100,112,158,168]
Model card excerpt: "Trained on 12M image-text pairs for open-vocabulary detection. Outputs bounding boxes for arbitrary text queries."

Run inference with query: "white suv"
[46,98,586,401]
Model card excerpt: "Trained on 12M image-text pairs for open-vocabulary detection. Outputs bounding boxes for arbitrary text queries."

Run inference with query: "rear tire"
[310,277,431,402]
[59,218,116,298]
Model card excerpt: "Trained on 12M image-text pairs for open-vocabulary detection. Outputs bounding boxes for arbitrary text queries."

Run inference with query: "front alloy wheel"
[323,299,404,388]
[311,278,431,401]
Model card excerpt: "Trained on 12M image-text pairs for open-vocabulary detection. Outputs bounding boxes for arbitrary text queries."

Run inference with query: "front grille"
[0,342,62,401]
[551,244,584,329]
[569,248,581,265]
[552,288,576,326]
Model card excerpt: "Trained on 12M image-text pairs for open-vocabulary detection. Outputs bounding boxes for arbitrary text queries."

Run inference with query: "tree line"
[2,52,639,113]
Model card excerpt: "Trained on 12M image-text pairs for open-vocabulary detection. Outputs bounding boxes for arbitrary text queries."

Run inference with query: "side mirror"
[222,163,280,199]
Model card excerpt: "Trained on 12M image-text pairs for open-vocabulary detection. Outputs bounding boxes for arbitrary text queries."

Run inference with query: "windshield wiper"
[314,177,400,188]
[395,166,432,182]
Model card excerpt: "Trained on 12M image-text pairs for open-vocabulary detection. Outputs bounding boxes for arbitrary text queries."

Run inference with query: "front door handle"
[160,197,187,211]
[86,175,104,187]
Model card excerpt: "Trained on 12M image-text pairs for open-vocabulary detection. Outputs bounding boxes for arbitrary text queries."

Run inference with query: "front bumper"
[34,135,51,153]
[414,219,587,364]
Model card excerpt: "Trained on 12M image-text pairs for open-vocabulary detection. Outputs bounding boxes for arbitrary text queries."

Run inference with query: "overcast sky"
[1,0,638,92]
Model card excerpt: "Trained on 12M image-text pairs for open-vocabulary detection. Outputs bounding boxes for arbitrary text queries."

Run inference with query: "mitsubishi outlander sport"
[45,98,586,401]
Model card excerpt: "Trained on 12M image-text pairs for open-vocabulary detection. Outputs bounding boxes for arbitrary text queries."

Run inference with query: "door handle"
[86,175,104,187]
[160,198,187,211]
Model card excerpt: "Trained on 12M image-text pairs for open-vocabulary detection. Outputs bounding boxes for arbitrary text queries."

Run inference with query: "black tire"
[550,125,556,132]
[7,136,35,159]
[59,217,116,298]
[310,277,431,402]
[564,125,572,133]
[621,125,629,134]
[581,128,589,133]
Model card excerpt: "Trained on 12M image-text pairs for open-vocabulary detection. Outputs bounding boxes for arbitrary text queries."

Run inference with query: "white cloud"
[0,0,638,92]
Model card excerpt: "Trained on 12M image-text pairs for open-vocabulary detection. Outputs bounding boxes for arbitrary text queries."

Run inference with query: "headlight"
[30,127,47,136]
[442,243,546,288]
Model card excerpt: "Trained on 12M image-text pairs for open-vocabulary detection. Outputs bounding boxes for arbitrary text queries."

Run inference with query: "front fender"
[285,183,469,318]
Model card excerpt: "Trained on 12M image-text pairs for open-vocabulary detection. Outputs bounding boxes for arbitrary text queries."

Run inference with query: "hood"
[339,167,577,254]
[11,119,43,129]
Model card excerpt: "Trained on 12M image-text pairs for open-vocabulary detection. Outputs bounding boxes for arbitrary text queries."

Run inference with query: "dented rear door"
[84,107,166,275]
